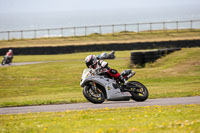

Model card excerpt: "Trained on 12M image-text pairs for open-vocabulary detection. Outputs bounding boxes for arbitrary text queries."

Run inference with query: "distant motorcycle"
[1,56,13,65]
[80,68,149,104]
[96,51,115,60]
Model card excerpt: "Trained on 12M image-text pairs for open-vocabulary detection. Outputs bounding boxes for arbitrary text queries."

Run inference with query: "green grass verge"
[0,104,199,133]
[0,48,200,107]
[0,29,200,48]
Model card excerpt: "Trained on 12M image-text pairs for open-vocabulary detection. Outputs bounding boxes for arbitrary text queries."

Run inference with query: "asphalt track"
[0,96,199,115]
[0,60,65,67]
[0,58,126,67]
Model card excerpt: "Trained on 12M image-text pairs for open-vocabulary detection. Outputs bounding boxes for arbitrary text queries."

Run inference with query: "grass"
[0,104,200,133]
[0,48,200,107]
[0,29,200,48]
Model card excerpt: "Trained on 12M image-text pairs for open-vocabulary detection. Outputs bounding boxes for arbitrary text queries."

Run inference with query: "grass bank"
[0,29,200,48]
[0,104,199,133]
[0,48,199,107]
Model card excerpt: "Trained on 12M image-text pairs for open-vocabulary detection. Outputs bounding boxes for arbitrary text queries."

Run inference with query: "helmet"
[85,55,97,68]
[9,49,12,52]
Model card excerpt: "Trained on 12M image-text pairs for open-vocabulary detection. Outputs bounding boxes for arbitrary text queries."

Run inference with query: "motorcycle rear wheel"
[83,86,105,104]
[127,81,149,102]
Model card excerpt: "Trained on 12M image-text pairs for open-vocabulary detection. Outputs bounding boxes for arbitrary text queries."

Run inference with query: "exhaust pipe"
[127,71,136,79]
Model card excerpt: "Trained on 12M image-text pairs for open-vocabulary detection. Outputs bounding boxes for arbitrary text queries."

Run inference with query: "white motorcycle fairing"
[80,69,132,101]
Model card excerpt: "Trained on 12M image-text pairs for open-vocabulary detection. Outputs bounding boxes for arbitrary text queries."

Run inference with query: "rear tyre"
[127,81,149,102]
[83,86,105,104]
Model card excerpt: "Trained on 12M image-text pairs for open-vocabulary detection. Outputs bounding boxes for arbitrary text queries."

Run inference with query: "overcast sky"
[0,0,200,13]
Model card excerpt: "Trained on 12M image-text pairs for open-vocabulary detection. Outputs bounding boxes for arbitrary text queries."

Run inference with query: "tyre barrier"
[130,48,181,66]
[0,39,199,55]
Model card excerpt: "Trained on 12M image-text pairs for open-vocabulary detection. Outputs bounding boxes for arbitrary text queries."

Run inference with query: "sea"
[0,6,200,40]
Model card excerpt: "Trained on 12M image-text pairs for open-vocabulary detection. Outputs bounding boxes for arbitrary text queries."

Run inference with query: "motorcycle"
[96,51,115,60]
[1,56,13,65]
[80,68,149,104]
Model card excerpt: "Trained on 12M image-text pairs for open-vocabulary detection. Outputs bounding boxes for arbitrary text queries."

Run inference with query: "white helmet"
[85,55,97,68]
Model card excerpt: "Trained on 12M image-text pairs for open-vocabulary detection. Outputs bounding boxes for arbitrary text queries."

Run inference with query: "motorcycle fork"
[90,81,98,94]
[93,82,103,94]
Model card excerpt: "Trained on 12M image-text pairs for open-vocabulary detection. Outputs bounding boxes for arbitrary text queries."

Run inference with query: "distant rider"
[85,55,126,84]
[5,49,14,62]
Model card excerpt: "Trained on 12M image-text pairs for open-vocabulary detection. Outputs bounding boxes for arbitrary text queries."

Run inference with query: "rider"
[85,54,126,84]
[5,49,14,62]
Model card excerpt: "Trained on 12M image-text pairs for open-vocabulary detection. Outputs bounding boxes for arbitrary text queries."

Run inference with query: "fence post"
[137,23,140,33]
[48,29,50,38]
[85,26,87,36]
[176,21,179,32]
[150,23,152,33]
[190,20,193,31]
[8,31,10,40]
[163,22,165,32]
[99,25,102,34]
[124,24,127,32]
[73,27,76,36]
[21,31,23,40]
[112,24,114,35]
[61,28,64,37]
[34,30,37,39]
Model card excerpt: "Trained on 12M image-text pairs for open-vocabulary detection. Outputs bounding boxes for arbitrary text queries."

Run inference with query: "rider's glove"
[95,68,102,75]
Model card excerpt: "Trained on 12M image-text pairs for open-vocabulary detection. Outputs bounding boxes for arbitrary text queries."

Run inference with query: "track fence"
[0,20,200,41]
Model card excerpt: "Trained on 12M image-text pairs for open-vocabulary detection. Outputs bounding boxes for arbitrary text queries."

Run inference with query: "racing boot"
[118,75,126,92]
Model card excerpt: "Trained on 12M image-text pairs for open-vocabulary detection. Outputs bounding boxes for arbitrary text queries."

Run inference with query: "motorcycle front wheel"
[1,59,6,65]
[127,81,149,102]
[83,86,105,104]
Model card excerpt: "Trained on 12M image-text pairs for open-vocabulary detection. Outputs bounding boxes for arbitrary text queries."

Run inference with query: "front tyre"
[83,86,105,104]
[1,59,6,65]
[127,81,149,102]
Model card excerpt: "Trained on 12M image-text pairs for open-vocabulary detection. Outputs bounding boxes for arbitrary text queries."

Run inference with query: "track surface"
[0,61,64,67]
[0,96,199,115]
[0,58,126,67]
